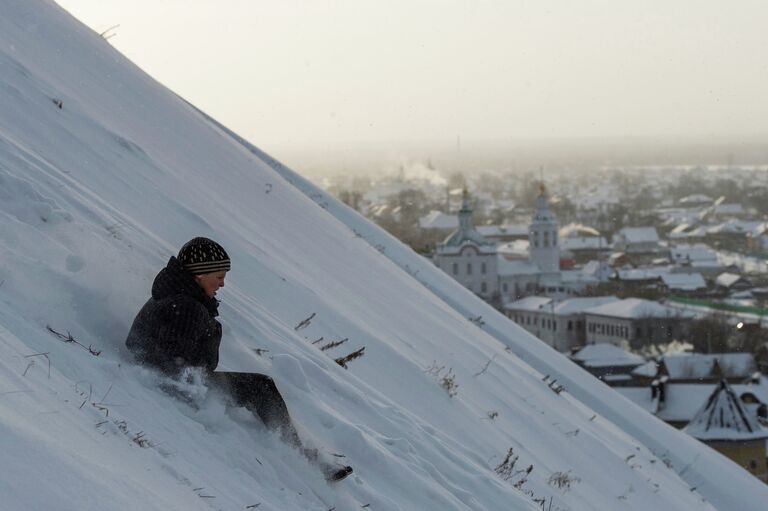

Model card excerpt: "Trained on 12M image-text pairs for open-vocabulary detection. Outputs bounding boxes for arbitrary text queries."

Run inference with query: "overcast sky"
[56,1,768,154]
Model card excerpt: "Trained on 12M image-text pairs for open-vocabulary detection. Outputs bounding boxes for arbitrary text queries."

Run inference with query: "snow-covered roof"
[661,353,757,380]
[584,298,681,320]
[707,220,762,235]
[679,194,713,206]
[477,224,528,237]
[616,267,670,281]
[418,210,458,230]
[716,272,746,288]
[560,236,608,251]
[660,273,707,291]
[713,203,745,216]
[684,380,768,441]
[552,296,620,315]
[669,225,708,239]
[669,244,718,264]
[503,296,553,311]
[614,227,660,244]
[571,344,645,368]
[632,361,659,378]
[618,380,768,425]
[560,223,601,238]
[496,239,530,260]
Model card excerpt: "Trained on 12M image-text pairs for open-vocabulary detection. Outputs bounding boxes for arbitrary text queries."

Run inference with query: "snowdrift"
[0,0,764,509]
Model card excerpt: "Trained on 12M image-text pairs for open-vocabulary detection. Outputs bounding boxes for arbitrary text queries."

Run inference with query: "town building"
[612,227,663,255]
[505,295,619,352]
[432,190,498,300]
[684,380,768,482]
[582,298,693,349]
[570,344,646,387]
[433,187,599,303]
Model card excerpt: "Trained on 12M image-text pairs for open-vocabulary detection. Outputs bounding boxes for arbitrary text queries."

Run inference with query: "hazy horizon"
[56,1,768,160]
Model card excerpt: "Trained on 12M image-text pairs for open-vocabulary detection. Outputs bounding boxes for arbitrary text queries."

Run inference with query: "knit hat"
[178,237,231,275]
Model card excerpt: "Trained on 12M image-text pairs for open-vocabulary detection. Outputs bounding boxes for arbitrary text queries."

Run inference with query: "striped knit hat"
[178,237,231,275]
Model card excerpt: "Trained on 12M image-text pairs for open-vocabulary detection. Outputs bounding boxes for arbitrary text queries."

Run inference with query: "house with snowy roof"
[704,219,763,251]
[679,194,714,207]
[616,376,768,433]
[558,224,610,264]
[570,344,646,387]
[659,273,707,296]
[715,272,752,294]
[582,298,694,348]
[712,202,747,218]
[658,353,758,384]
[418,210,459,231]
[684,380,768,482]
[669,244,718,266]
[612,227,663,255]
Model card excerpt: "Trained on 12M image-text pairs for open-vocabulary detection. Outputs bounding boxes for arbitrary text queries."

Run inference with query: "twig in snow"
[294,313,316,331]
[46,325,101,356]
[311,337,324,345]
[319,338,348,351]
[334,347,365,369]
[473,355,497,377]
[246,505,261,509]
[252,347,270,357]
[99,24,120,40]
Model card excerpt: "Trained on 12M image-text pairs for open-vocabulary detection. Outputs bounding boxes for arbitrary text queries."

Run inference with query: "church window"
[481,281,487,293]
[502,283,508,292]
[543,231,549,247]
[533,232,539,248]
[452,263,458,275]
[553,321,557,331]
[467,263,472,274]
[553,231,557,246]
[567,321,573,331]
[481,262,487,274]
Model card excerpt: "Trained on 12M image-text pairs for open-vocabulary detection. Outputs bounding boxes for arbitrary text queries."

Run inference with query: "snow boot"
[323,464,353,483]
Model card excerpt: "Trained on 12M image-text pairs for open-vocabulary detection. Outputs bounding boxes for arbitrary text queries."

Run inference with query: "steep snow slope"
[0,1,763,510]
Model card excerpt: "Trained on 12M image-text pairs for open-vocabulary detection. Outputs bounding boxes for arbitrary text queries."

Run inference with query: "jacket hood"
[152,257,219,316]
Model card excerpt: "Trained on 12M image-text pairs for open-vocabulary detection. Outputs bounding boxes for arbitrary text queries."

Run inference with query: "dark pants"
[209,371,302,447]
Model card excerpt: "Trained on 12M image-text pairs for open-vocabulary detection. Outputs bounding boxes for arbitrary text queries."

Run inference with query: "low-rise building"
[612,227,663,255]
[659,272,707,296]
[684,380,768,482]
[570,344,645,387]
[582,298,693,348]
[506,295,620,352]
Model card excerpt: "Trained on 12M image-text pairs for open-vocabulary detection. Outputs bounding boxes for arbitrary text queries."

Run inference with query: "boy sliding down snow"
[126,237,352,482]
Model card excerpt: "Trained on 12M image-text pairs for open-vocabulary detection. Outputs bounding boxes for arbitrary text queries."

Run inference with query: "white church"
[432,186,599,303]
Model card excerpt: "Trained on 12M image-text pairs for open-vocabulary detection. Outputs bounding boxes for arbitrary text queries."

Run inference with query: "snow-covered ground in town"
[0,1,766,509]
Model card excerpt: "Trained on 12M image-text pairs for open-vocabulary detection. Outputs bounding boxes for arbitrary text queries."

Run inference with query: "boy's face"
[195,271,227,298]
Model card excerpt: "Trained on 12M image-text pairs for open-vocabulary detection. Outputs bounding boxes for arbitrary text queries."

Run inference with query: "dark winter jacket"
[126,257,222,375]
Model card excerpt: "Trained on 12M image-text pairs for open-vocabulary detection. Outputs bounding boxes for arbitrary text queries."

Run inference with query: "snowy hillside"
[0,1,765,509]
